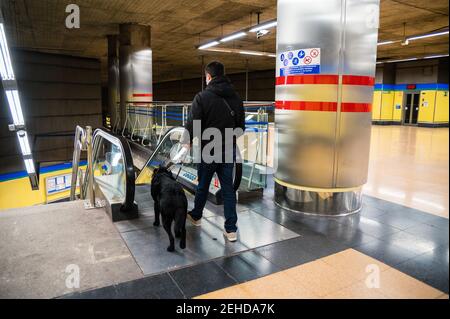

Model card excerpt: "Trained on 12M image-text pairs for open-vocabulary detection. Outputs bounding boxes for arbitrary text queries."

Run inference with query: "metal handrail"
[87,128,136,211]
[70,126,87,201]
[136,126,243,192]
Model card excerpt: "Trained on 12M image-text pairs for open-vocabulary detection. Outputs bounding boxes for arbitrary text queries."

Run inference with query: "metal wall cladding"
[119,46,153,130]
[275,0,379,189]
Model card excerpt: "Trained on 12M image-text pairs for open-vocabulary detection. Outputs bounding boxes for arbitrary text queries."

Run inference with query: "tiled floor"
[114,185,298,276]
[59,126,449,300]
[196,249,447,299]
[365,126,449,218]
[62,190,449,299]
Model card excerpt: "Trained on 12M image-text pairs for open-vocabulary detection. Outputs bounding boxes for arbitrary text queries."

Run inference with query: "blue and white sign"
[278,48,321,76]
[46,173,73,195]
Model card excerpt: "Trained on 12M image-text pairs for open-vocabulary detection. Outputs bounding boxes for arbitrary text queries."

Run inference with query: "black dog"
[151,166,188,252]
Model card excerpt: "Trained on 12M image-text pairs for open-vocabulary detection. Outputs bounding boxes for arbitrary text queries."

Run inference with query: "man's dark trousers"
[190,161,237,233]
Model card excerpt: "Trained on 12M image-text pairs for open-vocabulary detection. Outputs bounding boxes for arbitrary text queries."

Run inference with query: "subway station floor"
[365,125,449,218]
[0,125,448,299]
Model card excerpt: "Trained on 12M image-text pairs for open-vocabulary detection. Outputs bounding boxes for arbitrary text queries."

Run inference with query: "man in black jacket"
[183,61,245,242]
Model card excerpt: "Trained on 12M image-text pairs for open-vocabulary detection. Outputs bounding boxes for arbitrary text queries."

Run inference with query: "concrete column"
[107,35,120,130]
[274,0,380,215]
[119,24,153,132]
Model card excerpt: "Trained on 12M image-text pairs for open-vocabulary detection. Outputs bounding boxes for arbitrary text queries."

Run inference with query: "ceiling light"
[424,54,449,59]
[5,89,25,126]
[249,21,277,33]
[407,30,449,41]
[240,51,264,56]
[24,159,35,174]
[377,40,395,46]
[17,130,32,156]
[0,23,15,80]
[220,32,246,43]
[198,41,220,50]
[386,57,418,63]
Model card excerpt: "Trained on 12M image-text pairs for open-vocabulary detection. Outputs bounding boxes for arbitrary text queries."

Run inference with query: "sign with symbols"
[46,173,73,195]
[278,48,321,76]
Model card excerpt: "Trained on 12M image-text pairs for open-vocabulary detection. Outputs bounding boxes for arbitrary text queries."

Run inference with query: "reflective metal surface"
[275,0,379,190]
[274,181,363,216]
[119,24,153,132]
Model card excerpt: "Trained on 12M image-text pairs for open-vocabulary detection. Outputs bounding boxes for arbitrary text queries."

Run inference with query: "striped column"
[274,0,380,216]
[275,75,374,113]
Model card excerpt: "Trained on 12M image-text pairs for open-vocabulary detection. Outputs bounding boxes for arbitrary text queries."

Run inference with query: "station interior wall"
[0,53,449,211]
[372,58,449,125]
[0,162,86,210]
[0,50,103,175]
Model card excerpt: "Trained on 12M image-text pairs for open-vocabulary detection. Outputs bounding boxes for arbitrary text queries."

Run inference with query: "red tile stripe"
[133,93,153,97]
[276,75,339,85]
[275,101,338,112]
[275,101,372,113]
[275,75,375,86]
[342,75,375,86]
[341,103,372,112]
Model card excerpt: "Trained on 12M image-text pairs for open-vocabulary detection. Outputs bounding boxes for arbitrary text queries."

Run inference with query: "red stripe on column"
[133,93,153,97]
[276,101,372,112]
[276,75,339,85]
[342,75,375,86]
[276,75,375,86]
[341,103,372,112]
[276,101,338,112]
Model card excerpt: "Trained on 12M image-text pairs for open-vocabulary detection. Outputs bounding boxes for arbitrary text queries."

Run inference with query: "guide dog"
[151,165,188,252]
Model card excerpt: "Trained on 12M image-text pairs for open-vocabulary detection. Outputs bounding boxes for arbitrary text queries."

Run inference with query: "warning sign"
[278,48,321,76]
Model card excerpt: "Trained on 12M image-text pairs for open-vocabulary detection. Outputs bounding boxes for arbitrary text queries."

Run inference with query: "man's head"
[205,61,225,86]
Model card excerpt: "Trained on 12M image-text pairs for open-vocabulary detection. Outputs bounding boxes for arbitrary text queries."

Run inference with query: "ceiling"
[1,0,448,83]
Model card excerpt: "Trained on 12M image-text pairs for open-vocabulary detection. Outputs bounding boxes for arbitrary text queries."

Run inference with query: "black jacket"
[183,76,245,149]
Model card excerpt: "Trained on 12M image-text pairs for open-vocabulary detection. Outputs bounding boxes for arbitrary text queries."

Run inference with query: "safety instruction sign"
[46,173,73,195]
[279,48,321,76]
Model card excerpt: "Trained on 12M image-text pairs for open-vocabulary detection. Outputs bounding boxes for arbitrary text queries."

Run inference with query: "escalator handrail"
[136,126,243,191]
[136,126,186,183]
[91,128,136,211]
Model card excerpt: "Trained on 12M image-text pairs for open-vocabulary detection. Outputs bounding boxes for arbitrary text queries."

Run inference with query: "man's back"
[185,75,245,150]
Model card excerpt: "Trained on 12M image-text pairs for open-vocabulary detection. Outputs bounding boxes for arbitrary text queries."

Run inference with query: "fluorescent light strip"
[407,30,449,41]
[0,23,15,80]
[378,40,395,46]
[220,32,246,43]
[378,54,449,64]
[198,41,220,50]
[24,159,35,174]
[386,57,419,63]
[17,130,32,155]
[424,54,449,59]
[240,51,264,56]
[5,90,25,125]
[249,21,277,33]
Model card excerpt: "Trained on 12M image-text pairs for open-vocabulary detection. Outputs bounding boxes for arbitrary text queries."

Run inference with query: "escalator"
[71,126,243,222]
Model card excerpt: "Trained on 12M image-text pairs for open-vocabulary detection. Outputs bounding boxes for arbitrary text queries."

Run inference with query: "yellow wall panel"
[380,91,395,121]
[393,91,404,122]
[433,91,449,123]
[418,91,437,123]
[0,166,85,211]
[372,91,382,121]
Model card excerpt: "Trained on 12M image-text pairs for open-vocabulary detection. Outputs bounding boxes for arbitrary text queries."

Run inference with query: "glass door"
[403,92,420,125]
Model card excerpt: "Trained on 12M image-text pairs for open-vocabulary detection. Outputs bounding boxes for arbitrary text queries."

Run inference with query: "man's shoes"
[223,230,238,242]
[187,212,202,226]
